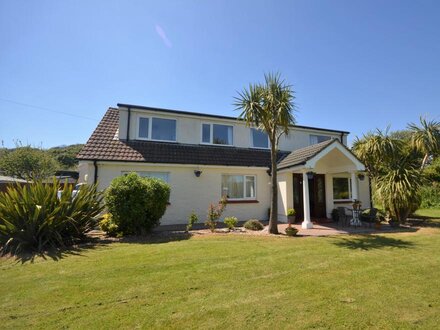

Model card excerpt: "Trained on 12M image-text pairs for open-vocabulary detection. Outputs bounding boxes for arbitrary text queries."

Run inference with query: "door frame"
[292,173,326,220]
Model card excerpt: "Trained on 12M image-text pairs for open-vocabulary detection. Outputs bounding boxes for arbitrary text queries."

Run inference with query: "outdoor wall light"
[357,173,365,181]
[306,171,315,180]
[194,170,202,177]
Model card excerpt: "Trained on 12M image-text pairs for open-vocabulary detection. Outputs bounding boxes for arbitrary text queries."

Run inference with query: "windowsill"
[334,200,353,204]
[226,200,259,204]
[200,142,234,147]
[136,137,177,143]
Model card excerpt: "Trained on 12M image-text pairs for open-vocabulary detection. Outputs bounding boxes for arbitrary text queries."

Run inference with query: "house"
[77,104,369,228]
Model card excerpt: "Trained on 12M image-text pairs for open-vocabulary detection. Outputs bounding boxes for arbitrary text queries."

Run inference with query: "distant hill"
[48,144,84,169]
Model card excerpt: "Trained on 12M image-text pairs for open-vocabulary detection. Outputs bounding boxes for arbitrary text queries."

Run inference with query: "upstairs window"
[251,128,269,149]
[138,117,176,142]
[202,123,233,145]
[310,134,331,145]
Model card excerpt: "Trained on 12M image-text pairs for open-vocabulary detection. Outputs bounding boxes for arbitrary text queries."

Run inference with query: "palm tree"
[234,73,295,234]
[408,117,440,169]
[353,128,424,223]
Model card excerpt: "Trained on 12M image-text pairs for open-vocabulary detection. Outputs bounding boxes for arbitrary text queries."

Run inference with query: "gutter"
[93,160,98,184]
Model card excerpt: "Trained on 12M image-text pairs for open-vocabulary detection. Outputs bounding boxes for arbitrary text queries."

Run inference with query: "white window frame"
[200,122,234,146]
[121,171,170,183]
[137,116,177,142]
[310,134,331,145]
[250,128,270,149]
[221,174,257,201]
[332,176,352,202]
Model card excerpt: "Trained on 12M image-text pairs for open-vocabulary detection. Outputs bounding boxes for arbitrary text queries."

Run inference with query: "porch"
[277,139,370,229]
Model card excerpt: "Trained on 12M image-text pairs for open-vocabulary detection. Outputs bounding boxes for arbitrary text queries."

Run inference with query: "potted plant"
[285,226,298,236]
[352,199,362,210]
[287,208,296,226]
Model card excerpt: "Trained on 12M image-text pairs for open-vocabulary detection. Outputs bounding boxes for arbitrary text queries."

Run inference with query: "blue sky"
[1,0,439,148]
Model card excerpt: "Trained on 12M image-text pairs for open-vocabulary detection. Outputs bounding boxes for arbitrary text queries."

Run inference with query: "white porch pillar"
[302,172,313,229]
[351,172,358,201]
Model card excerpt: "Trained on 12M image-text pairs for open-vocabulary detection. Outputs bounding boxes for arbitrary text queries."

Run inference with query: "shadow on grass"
[407,216,440,228]
[333,235,415,251]
[4,231,194,264]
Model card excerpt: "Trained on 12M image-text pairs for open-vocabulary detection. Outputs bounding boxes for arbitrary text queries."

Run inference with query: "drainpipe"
[340,132,344,144]
[126,106,131,141]
[93,160,98,184]
[368,176,374,208]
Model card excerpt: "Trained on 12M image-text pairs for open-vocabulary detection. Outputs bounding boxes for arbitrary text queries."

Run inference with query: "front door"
[292,174,326,220]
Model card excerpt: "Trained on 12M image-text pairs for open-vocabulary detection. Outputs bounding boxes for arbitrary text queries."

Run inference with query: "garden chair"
[337,207,351,227]
[360,208,378,228]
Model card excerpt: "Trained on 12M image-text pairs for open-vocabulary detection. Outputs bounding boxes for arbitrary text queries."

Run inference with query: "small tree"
[204,197,227,232]
[234,73,295,234]
[0,146,58,180]
[105,173,170,235]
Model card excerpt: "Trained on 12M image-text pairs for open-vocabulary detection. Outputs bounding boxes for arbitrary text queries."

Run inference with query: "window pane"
[221,175,244,199]
[152,118,176,141]
[252,128,268,148]
[213,124,233,145]
[139,118,149,138]
[333,178,350,200]
[123,171,169,183]
[202,124,210,143]
[245,176,256,198]
[310,135,331,145]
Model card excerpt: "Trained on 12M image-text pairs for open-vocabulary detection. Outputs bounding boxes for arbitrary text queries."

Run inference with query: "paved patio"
[277,222,398,236]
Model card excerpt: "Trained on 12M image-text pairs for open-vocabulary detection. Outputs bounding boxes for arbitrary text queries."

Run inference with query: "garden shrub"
[0,181,103,255]
[186,211,198,232]
[244,219,264,231]
[99,213,120,237]
[204,197,227,232]
[420,183,440,208]
[224,216,238,230]
[285,227,298,236]
[105,173,170,235]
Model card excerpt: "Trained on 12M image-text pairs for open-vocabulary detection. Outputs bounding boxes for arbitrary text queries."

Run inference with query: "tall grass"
[0,181,103,255]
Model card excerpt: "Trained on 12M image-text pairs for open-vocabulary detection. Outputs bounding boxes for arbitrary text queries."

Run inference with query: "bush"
[99,213,119,237]
[105,173,170,235]
[285,227,298,236]
[420,183,440,208]
[186,211,198,232]
[224,216,238,230]
[204,197,227,232]
[0,181,103,255]
[244,219,264,231]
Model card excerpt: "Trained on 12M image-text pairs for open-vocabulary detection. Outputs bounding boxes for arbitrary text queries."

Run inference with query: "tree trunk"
[269,145,279,234]
[421,153,429,169]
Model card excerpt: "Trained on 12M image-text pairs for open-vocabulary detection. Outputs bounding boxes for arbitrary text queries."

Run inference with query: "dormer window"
[138,117,176,142]
[251,128,269,149]
[201,123,233,145]
[310,134,331,145]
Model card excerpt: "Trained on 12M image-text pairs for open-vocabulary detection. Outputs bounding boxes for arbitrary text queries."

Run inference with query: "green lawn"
[413,208,440,218]
[1,226,440,329]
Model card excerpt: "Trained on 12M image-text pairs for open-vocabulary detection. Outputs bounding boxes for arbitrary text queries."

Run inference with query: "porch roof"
[277,138,365,171]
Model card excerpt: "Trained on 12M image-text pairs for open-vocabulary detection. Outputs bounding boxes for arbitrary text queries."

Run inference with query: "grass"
[413,208,440,218]
[1,225,440,328]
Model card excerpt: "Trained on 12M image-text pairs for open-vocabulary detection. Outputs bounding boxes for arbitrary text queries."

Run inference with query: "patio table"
[349,208,362,227]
